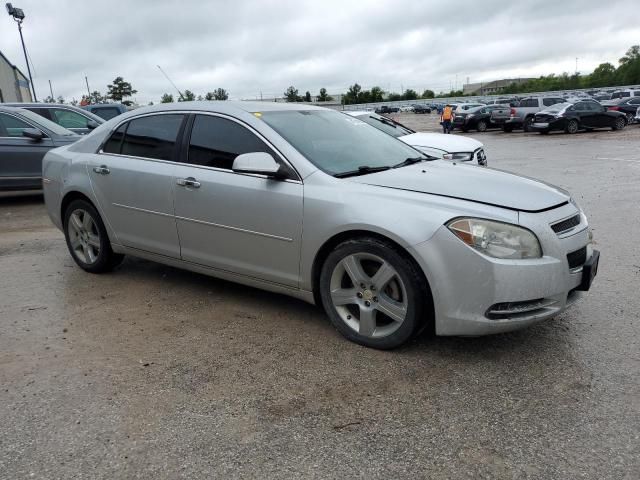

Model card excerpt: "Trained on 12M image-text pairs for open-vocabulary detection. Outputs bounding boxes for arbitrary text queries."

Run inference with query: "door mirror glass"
[232,152,282,178]
[22,128,44,141]
[87,120,99,130]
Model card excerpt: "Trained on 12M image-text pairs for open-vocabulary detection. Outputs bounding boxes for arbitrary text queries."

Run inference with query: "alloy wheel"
[67,208,101,264]
[567,120,578,134]
[329,253,407,338]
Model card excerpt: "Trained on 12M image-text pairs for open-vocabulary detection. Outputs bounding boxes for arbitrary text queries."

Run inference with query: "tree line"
[499,45,639,94]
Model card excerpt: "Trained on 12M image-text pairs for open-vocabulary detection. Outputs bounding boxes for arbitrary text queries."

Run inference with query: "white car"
[399,105,414,112]
[345,111,487,166]
[636,106,640,123]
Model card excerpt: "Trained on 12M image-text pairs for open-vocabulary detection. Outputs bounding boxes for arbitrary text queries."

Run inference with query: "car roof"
[1,102,105,122]
[122,100,327,117]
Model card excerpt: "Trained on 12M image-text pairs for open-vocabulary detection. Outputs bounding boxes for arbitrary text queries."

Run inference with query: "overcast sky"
[1,0,639,103]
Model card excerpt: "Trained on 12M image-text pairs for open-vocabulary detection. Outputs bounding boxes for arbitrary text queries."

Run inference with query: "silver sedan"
[42,102,599,349]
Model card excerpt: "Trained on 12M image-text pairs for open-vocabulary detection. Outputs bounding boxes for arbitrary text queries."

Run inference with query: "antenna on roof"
[157,65,185,101]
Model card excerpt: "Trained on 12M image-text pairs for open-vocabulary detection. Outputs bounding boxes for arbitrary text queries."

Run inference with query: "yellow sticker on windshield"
[253,112,262,117]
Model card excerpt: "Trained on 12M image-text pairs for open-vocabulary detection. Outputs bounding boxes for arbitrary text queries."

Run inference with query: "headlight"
[467,114,475,119]
[442,152,473,161]
[447,218,542,259]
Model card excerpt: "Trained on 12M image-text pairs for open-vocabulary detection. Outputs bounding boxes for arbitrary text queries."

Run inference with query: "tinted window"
[187,115,276,170]
[583,102,601,112]
[0,112,34,137]
[103,123,126,154]
[621,91,630,97]
[521,99,538,108]
[573,102,587,111]
[629,98,640,105]
[93,107,121,120]
[25,107,52,121]
[50,109,90,129]
[543,98,557,107]
[121,114,184,161]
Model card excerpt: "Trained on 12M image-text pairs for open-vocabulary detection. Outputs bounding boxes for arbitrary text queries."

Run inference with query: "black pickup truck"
[374,105,400,114]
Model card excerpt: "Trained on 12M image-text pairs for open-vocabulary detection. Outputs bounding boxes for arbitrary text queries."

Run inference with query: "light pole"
[6,3,37,101]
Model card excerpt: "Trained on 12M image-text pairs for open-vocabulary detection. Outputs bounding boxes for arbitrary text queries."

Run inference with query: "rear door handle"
[176,177,201,188]
[93,165,110,175]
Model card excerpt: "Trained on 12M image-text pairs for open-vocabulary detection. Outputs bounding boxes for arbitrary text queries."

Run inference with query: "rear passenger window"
[102,123,126,154]
[120,114,184,161]
[543,98,563,107]
[187,115,276,170]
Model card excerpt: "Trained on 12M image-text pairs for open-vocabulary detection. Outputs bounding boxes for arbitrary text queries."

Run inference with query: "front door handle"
[93,165,110,175]
[176,177,201,188]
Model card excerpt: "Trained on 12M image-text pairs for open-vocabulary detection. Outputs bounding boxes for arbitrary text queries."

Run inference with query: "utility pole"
[48,79,54,100]
[85,76,91,100]
[6,4,37,101]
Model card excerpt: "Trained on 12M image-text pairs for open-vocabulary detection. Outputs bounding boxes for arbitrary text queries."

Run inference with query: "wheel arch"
[60,190,95,221]
[310,229,435,331]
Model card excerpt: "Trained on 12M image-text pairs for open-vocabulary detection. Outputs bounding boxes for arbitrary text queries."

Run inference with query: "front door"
[86,114,185,258]
[173,114,303,287]
[0,112,54,189]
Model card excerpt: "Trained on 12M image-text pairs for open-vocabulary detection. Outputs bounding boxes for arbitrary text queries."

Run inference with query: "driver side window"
[186,114,295,178]
[0,112,34,137]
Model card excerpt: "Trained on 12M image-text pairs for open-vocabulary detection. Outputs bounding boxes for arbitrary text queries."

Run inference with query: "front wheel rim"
[68,209,100,264]
[329,253,408,339]
[568,121,578,133]
[617,118,626,129]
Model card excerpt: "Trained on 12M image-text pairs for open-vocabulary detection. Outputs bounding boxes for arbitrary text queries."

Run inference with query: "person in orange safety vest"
[441,104,454,134]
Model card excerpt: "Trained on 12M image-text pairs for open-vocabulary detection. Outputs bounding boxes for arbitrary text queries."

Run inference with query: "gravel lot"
[1,116,639,479]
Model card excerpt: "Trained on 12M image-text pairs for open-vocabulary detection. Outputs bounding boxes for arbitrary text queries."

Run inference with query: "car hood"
[348,161,570,212]
[400,132,483,153]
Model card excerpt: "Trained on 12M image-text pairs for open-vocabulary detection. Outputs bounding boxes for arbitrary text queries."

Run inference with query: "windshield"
[353,113,414,137]
[542,102,571,113]
[260,110,425,176]
[14,108,77,136]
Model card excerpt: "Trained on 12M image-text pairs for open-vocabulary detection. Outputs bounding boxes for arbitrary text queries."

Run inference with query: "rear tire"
[319,237,429,349]
[625,113,634,125]
[63,199,124,273]
[523,116,534,132]
[612,117,626,131]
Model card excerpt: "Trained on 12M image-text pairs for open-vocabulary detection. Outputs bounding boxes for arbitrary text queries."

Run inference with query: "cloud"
[1,0,638,103]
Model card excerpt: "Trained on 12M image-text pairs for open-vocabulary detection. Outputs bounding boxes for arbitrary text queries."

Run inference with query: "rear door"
[86,114,185,257]
[0,111,54,189]
[172,113,303,287]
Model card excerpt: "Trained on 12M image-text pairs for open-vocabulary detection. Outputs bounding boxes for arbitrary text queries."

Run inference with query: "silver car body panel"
[43,101,594,337]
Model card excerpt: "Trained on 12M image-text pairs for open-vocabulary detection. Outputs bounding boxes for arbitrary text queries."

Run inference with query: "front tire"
[319,238,429,349]
[565,119,579,134]
[477,120,488,132]
[502,125,513,133]
[63,199,124,273]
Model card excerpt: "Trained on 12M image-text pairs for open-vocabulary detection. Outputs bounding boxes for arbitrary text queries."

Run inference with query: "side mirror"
[22,128,44,141]
[232,152,283,178]
[87,120,99,130]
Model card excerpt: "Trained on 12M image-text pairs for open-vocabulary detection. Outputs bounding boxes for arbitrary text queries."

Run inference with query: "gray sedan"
[42,102,599,349]
[2,103,104,135]
[0,106,80,191]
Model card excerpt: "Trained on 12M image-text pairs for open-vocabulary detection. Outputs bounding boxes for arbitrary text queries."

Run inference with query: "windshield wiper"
[334,165,391,178]
[392,156,428,169]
